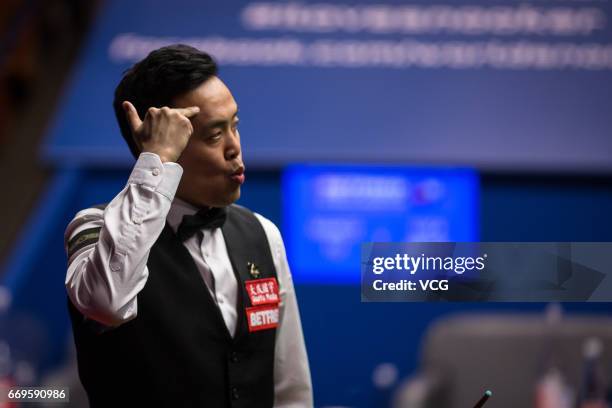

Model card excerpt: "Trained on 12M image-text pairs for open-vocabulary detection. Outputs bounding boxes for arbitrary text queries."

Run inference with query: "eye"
[209,132,222,142]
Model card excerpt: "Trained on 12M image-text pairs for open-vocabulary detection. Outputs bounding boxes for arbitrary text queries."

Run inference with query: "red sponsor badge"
[244,277,280,332]
[246,304,279,332]
[245,277,280,306]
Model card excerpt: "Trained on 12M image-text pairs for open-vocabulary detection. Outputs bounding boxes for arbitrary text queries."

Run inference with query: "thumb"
[123,101,142,133]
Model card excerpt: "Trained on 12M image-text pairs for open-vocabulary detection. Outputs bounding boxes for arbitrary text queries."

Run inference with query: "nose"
[224,129,241,161]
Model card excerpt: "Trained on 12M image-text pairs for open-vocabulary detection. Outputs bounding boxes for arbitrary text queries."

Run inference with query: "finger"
[174,106,200,118]
[123,101,142,133]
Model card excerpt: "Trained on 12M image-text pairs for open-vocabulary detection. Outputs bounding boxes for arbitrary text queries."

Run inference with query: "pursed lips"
[229,164,246,184]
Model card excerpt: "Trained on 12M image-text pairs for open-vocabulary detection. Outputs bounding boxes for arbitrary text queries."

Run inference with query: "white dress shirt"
[64,152,313,407]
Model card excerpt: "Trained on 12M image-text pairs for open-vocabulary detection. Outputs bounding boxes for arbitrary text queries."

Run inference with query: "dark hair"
[113,44,218,158]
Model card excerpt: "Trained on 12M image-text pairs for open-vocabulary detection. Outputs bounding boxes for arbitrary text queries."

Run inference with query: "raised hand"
[123,101,200,163]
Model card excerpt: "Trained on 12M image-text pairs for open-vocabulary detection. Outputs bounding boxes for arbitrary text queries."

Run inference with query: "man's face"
[173,76,244,208]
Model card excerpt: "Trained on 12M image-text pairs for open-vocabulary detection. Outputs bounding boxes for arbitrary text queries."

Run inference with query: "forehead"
[175,76,237,124]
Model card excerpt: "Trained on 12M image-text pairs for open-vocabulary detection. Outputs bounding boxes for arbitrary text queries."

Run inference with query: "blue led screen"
[282,165,479,283]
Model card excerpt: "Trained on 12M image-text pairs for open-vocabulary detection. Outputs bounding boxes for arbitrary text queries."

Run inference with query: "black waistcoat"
[68,204,278,408]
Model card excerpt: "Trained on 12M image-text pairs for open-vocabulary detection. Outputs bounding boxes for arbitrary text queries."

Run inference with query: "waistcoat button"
[230,351,239,363]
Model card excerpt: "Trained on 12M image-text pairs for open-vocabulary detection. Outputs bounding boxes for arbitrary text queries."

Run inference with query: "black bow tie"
[176,206,227,241]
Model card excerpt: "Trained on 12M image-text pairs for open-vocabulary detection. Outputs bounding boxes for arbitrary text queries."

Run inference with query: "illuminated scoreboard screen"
[282,165,479,284]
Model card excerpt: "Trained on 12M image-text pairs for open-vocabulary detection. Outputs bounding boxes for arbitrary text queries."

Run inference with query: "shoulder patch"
[67,227,101,259]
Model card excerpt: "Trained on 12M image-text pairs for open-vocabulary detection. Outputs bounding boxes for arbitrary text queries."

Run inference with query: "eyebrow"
[206,110,239,130]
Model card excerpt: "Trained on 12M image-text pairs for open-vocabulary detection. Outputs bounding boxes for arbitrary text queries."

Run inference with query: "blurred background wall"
[0,1,611,407]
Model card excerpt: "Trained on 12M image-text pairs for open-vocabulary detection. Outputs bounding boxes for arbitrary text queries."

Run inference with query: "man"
[64,44,313,407]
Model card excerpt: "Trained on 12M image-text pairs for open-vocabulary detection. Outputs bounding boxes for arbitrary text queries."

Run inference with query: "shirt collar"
[166,197,200,233]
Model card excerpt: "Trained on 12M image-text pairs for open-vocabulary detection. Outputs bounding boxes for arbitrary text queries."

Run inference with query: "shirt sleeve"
[64,152,183,327]
[254,214,314,408]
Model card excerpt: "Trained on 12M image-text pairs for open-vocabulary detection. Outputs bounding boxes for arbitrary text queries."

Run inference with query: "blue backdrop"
[42,0,612,172]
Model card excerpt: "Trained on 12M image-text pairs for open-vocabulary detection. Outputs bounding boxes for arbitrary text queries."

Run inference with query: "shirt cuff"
[127,152,183,201]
